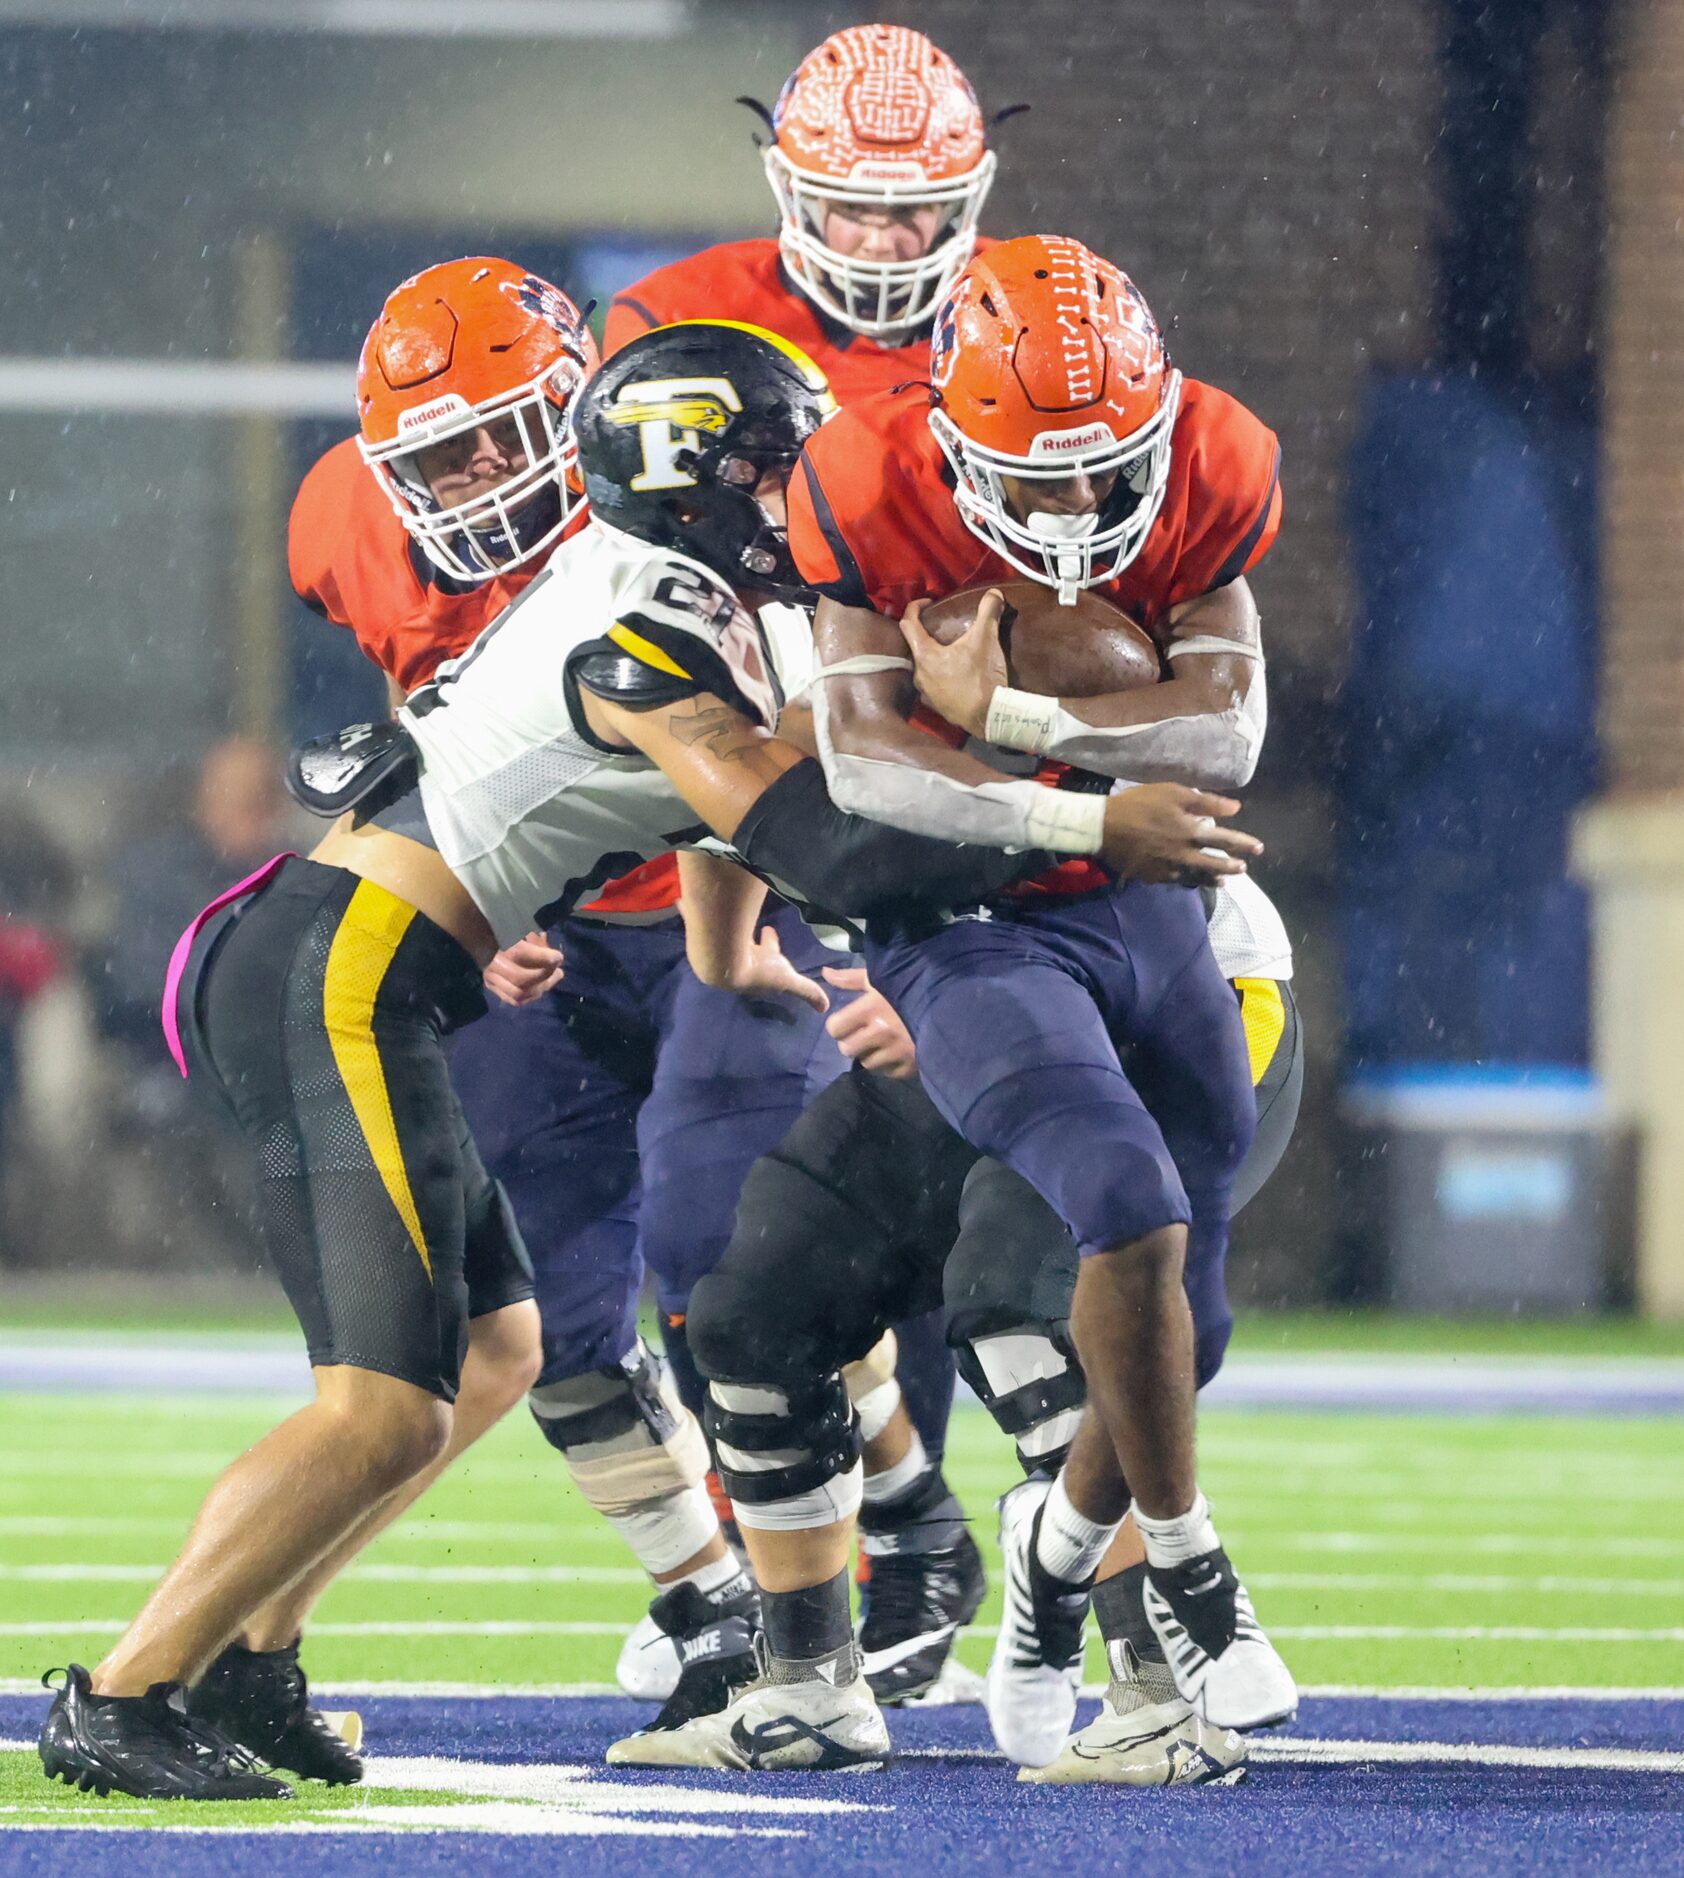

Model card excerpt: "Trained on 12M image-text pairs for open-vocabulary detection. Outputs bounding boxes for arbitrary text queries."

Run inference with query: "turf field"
[1,1331,1681,1869]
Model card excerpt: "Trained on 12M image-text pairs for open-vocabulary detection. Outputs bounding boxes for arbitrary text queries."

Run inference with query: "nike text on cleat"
[39,1664,294,1802]
[1021,1640,1248,1787]
[984,1477,1090,1768]
[185,1640,363,1785]
[616,1581,761,1738]
[860,1527,987,1705]
[1144,1547,1298,1731]
[605,1645,889,1771]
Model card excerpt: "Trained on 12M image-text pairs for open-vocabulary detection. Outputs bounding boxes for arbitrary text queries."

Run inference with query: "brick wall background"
[1602,0,1684,795]
[777,0,1445,1299]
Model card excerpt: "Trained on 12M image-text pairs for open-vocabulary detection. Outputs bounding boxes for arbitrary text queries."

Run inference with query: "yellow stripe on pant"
[1233,976,1288,1088]
[321,878,432,1278]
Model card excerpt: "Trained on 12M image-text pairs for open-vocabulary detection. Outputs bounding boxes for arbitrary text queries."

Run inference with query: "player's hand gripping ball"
[902,580,1160,738]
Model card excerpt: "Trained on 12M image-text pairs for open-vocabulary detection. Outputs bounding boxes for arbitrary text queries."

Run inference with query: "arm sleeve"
[730,758,1053,919]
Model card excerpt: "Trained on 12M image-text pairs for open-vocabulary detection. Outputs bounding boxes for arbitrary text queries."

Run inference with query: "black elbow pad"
[732,759,1048,919]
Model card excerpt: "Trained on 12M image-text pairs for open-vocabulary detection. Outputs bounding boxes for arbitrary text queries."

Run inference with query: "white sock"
[862,1428,928,1505]
[1134,1491,1221,1570]
[1034,1473,1123,1583]
[667,1547,751,1604]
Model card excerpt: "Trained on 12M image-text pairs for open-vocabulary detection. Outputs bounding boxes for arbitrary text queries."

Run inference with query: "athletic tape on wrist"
[1023,786,1108,856]
[985,686,1060,754]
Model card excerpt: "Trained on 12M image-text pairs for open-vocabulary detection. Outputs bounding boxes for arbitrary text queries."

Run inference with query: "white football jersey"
[399,522,814,947]
[1209,872,1294,982]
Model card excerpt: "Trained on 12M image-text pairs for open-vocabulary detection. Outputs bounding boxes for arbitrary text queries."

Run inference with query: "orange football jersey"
[289,435,538,694]
[289,436,678,916]
[787,377,1281,633]
[605,237,993,405]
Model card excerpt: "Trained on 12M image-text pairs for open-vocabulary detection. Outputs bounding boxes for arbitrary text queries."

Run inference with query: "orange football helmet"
[356,257,599,583]
[764,24,994,341]
[928,235,1181,602]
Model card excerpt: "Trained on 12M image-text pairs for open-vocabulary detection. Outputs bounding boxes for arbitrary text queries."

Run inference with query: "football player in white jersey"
[39,320,1252,1803]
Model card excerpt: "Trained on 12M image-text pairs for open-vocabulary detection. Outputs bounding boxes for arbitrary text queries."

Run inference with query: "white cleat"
[616,1611,682,1702]
[606,1649,891,1772]
[1020,1642,1248,1787]
[1144,1547,1298,1731]
[984,1477,1090,1768]
[899,1654,985,1708]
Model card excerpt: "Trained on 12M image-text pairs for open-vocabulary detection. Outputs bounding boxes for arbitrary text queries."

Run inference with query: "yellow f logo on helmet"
[609,376,744,492]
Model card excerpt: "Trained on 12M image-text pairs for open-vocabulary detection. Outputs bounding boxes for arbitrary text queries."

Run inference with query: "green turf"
[2,1392,1680,1699]
[8,1289,1684,1354]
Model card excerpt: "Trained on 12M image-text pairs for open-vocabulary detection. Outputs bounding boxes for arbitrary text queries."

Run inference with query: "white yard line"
[5,1682,1684,1703]
[902,1739,1684,1774]
[9,1561,1682,1597]
[0,1563,645,1585]
[6,1619,1684,1642]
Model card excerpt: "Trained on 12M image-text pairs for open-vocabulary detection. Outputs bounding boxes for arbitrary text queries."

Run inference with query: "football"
[916,579,1161,700]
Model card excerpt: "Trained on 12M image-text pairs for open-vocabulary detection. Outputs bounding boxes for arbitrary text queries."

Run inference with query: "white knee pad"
[528,1339,709,1518]
[707,1377,864,1533]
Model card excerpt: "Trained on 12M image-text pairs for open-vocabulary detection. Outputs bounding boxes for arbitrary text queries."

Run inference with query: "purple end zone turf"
[4,1693,1681,1876]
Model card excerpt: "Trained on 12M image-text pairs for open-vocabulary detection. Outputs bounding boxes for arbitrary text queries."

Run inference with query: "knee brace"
[704,1373,863,1532]
[952,1318,1088,1476]
[527,1338,709,1518]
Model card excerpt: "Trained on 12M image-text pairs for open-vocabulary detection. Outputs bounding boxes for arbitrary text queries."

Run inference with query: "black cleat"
[631,1580,762,1735]
[860,1527,987,1704]
[38,1664,294,1801]
[185,1640,364,1785]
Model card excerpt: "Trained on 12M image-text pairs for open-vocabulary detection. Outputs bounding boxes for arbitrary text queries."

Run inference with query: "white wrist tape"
[1023,788,1108,855]
[985,686,1060,754]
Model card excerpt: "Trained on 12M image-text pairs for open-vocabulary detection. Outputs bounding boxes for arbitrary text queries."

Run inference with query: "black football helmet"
[571,320,837,597]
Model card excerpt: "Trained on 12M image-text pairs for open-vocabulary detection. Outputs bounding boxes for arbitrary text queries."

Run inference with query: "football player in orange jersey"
[625,237,1295,1777]
[606,24,995,396]
[605,22,1005,1698]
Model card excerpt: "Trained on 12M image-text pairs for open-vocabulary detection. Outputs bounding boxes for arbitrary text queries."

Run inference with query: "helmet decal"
[606,377,745,492]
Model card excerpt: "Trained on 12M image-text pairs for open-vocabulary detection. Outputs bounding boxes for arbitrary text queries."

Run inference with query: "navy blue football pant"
[449,903,957,1448]
[866,883,1257,1388]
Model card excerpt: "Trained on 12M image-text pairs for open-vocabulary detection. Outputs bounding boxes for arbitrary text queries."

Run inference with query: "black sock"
[762,1568,854,1666]
[1092,1561,1167,1663]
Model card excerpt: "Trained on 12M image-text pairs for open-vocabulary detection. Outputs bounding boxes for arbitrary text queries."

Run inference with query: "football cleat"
[983,1477,1090,1768]
[1144,1546,1298,1731]
[185,1639,363,1784]
[617,1611,682,1702]
[899,1653,985,1708]
[606,1641,890,1771]
[615,1581,761,1737]
[39,1664,294,1802]
[860,1527,987,1705]
[1020,1640,1248,1787]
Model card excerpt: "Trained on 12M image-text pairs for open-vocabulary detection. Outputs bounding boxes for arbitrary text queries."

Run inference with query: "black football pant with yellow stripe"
[176,859,534,1402]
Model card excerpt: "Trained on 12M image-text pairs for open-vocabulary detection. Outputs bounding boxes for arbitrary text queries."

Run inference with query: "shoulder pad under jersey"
[574,549,786,728]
